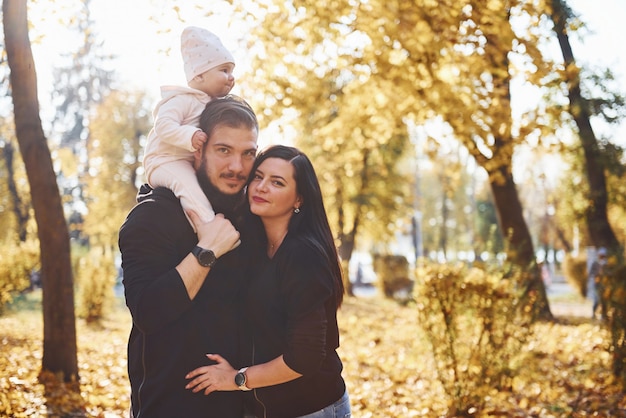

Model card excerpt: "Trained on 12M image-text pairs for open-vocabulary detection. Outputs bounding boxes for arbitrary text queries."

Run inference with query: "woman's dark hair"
[247,145,344,307]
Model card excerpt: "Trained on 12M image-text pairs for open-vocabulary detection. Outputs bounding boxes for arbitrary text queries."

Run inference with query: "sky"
[27,0,626,142]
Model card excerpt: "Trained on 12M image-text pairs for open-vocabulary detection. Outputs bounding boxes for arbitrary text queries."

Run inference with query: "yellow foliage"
[1,293,625,416]
[54,148,79,178]
[74,247,117,323]
[0,240,40,313]
[561,253,588,297]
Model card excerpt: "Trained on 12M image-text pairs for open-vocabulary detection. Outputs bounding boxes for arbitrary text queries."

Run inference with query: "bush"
[0,240,40,314]
[414,262,532,416]
[74,247,116,324]
[561,253,587,297]
[372,254,413,299]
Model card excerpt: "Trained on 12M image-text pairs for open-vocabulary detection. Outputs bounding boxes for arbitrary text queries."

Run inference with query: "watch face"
[194,246,216,267]
[199,250,215,267]
[235,372,246,386]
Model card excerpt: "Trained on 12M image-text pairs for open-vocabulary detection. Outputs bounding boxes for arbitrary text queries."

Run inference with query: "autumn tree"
[235,14,415,288]
[0,123,30,243]
[70,89,151,322]
[295,77,415,289]
[84,89,151,249]
[0,26,29,244]
[416,0,555,318]
[3,0,78,381]
[416,133,483,261]
[50,0,114,243]
[549,0,626,382]
[230,0,552,316]
[548,0,621,253]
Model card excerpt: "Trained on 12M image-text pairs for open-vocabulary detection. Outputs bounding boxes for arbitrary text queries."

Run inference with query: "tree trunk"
[2,141,29,241]
[4,0,79,382]
[336,184,357,297]
[336,176,355,297]
[489,166,552,320]
[550,0,620,252]
[550,0,625,382]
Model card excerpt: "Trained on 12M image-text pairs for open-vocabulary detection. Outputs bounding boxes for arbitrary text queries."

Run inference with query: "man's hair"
[199,95,259,141]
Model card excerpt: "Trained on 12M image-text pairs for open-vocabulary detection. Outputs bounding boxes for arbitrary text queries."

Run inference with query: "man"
[119,95,258,417]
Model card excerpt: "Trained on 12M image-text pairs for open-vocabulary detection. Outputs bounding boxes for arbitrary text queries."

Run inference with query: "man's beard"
[196,162,247,218]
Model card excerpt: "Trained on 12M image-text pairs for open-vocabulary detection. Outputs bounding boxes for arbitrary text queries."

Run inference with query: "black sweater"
[118,185,248,418]
[243,236,346,418]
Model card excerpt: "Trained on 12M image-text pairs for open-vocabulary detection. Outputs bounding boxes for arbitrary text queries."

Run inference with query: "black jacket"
[243,236,346,418]
[119,185,248,418]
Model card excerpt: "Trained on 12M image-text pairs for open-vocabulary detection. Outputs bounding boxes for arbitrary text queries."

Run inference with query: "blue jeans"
[296,390,351,418]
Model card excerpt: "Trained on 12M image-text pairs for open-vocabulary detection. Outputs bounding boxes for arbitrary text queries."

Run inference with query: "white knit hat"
[181,27,235,83]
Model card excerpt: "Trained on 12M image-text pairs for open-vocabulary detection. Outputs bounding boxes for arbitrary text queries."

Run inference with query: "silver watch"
[234,367,251,391]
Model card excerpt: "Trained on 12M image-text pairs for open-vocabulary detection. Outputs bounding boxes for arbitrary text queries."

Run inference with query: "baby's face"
[192,63,235,97]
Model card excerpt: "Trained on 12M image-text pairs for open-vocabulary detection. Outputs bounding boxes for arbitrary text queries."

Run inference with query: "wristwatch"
[191,246,216,268]
[234,367,252,391]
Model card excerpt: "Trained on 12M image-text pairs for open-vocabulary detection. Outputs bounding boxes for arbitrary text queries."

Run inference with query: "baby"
[143,26,235,228]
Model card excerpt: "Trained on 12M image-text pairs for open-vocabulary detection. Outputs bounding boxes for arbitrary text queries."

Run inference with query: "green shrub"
[0,240,40,314]
[372,254,413,299]
[561,253,587,297]
[414,262,532,416]
[74,247,116,324]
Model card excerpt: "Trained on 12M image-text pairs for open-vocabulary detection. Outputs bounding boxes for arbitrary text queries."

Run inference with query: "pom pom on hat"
[181,26,235,83]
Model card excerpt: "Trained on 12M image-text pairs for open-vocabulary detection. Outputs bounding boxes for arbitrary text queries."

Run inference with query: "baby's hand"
[192,131,208,150]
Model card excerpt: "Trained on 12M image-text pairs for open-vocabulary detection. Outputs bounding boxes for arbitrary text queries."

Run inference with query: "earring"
[294,207,300,214]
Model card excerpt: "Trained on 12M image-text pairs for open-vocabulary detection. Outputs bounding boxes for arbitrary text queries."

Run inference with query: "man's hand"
[177,212,241,299]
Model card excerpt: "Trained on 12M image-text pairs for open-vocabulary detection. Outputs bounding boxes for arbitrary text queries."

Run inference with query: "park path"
[546,275,592,318]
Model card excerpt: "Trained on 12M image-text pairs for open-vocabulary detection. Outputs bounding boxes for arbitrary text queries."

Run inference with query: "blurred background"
[1,0,625,304]
[4,1,626,415]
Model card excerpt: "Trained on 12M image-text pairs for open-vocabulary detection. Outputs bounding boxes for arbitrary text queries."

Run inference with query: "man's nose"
[229,155,243,173]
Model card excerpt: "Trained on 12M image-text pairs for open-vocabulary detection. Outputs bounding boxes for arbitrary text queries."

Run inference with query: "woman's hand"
[185,354,238,395]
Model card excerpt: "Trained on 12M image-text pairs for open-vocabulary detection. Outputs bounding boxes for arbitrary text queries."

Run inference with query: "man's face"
[195,124,258,195]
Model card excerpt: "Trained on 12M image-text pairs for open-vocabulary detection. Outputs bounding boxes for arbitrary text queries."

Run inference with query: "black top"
[118,185,248,418]
[243,235,346,418]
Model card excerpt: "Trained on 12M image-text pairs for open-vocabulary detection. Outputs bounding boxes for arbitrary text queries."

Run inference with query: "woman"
[185,145,351,417]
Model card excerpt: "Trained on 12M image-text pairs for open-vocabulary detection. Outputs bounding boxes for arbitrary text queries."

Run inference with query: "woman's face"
[248,157,301,220]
